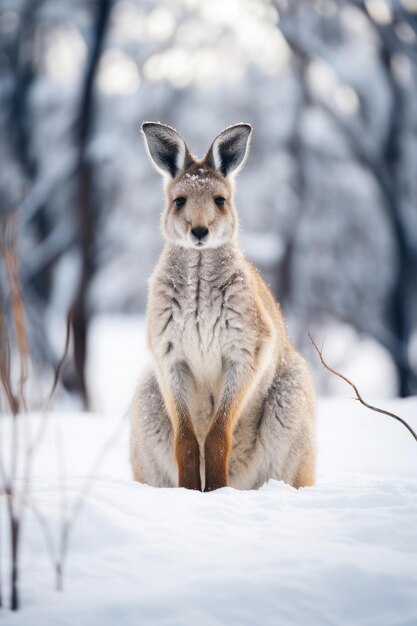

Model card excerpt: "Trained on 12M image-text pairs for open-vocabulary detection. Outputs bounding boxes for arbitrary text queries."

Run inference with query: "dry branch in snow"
[0,213,28,610]
[309,333,417,443]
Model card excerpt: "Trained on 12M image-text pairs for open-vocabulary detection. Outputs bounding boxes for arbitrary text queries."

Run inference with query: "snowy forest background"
[1,1,417,621]
[1,0,417,409]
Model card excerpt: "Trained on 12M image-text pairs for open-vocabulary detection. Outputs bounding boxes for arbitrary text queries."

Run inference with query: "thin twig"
[0,213,26,611]
[23,309,72,484]
[55,425,67,592]
[25,497,57,570]
[309,333,417,443]
[30,410,129,594]
[18,309,73,591]
[0,231,19,416]
[45,310,72,411]
[56,410,129,589]
[3,214,29,413]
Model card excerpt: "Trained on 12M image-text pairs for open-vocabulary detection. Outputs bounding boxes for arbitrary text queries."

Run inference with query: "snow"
[1,318,417,625]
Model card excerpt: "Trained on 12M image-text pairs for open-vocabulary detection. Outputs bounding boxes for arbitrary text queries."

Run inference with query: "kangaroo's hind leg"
[130,369,177,487]
[259,351,316,489]
[293,447,316,488]
[231,350,316,490]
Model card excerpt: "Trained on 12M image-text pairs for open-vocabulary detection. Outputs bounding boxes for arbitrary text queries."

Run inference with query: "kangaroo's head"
[141,122,252,249]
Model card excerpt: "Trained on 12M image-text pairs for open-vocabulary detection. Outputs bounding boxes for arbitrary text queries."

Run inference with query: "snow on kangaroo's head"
[141,122,252,249]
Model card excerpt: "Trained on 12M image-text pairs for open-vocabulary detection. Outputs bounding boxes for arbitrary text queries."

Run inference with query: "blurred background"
[1,0,416,413]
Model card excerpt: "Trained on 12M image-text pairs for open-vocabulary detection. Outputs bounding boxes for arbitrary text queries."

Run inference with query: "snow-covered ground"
[1,317,416,625]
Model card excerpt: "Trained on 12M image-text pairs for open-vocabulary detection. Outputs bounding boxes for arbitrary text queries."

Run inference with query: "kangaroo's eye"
[214,197,226,206]
[175,197,186,208]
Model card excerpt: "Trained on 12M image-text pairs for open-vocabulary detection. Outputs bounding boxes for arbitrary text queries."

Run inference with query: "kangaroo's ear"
[205,123,252,177]
[141,122,193,178]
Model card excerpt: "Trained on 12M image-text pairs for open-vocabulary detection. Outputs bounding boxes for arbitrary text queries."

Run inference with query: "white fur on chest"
[152,246,250,395]
[169,262,230,386]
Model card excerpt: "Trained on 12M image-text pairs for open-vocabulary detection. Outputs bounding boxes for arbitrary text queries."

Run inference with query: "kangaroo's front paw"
[204,478,227,492]
[178,467,202,490]
[204,428,229,491]
[176,430,202,491]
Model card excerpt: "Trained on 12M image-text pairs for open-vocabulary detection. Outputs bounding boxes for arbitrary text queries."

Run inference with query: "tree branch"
[309,332,417,443]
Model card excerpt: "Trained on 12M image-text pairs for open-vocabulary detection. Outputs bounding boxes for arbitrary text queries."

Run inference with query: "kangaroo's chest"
[163,259,246,383]
[176,273,227,381]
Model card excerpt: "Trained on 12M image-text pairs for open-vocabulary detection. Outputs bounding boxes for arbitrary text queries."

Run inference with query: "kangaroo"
[130,122,316,491]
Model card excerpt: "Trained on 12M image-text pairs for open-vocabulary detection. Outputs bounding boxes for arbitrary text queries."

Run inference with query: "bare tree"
[72,0,113,407]
[2,0,114,407]
[276,0,417,395]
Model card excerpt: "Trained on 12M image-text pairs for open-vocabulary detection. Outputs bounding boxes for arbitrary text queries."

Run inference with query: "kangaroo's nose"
[191,226,209,241]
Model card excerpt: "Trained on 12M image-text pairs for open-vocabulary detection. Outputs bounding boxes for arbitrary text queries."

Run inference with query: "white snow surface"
[1,318,417,625]
[1,404,416,626]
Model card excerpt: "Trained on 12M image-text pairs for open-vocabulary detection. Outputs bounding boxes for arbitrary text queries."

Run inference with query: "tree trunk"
[72,0,112,408]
